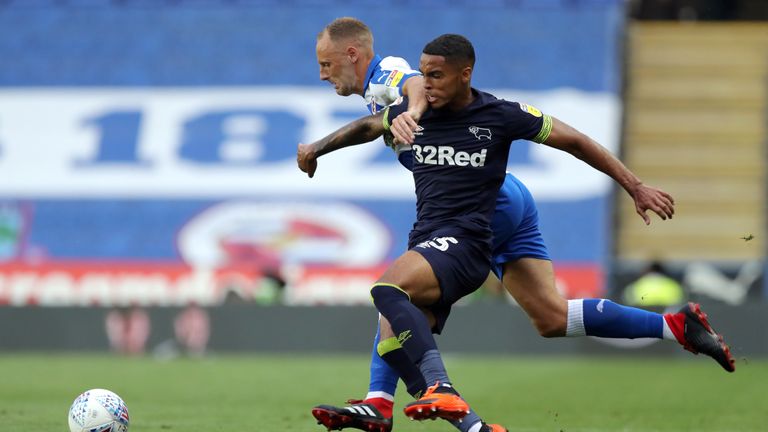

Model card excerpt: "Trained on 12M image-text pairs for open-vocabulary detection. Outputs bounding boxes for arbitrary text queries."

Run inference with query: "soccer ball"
[68,388,130,432]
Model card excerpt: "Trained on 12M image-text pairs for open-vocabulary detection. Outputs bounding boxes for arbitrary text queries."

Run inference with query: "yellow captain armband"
[532,114,553,143]
[382,106,392,131]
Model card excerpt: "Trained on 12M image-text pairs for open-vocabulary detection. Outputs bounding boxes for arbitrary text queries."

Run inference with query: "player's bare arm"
[297,111,387,178]
[542,117,675,225]
[390,76,428,144]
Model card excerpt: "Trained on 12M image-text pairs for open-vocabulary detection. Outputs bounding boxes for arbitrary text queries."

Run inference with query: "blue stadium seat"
[516,0,565,8]
[1,0,58,7]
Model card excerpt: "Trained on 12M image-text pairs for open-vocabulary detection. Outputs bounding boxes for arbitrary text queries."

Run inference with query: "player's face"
[316,35,358,96]
[419,54,471,110]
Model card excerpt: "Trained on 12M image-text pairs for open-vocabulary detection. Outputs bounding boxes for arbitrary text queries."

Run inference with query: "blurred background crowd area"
[1,0,766,19]
[630,0,767,20]
[0,0,765,353]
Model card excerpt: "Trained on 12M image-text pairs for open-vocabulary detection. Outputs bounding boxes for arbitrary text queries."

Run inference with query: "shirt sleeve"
[368,57,421,107]
[503,101,553,143]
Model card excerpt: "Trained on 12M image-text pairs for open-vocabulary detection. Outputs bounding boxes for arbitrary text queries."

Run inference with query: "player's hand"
[296,143,318,178]
[632,184,675,225]
[390,111,420,145]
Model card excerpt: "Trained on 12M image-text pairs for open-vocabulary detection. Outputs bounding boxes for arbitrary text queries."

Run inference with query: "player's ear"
[461,66,472,84]
[347,46,358,63]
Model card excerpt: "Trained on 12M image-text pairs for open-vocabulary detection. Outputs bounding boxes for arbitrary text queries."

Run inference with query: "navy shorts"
[490,173,551,278]
[410,231,491,334]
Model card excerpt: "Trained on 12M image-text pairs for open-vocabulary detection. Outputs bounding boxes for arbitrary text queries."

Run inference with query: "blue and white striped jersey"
[362,55,421,159]
[362,54,421,115]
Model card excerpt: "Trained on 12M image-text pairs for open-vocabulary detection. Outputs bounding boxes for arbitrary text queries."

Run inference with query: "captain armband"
[532,114,553,143]
[382,106,392,131]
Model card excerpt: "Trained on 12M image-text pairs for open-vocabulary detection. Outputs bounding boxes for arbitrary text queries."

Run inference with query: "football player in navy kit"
[313,18,481,432]
[301,33,734,432]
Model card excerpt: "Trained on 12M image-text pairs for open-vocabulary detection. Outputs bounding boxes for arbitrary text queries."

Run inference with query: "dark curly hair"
[422,34,475,67]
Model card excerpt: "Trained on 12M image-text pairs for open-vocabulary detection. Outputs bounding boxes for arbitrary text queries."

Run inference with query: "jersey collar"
[362,54,383,96]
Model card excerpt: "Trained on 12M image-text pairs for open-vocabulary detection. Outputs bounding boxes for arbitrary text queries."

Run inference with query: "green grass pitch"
[0,354,765,431]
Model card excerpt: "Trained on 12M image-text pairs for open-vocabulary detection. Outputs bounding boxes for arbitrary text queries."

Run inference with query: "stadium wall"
[0,1,624,305]
[0,302,765,357]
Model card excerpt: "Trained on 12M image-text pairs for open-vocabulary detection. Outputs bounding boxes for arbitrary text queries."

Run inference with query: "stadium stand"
[619,22,767,261]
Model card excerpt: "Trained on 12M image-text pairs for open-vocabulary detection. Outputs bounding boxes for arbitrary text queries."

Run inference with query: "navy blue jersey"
[384,89,551,248]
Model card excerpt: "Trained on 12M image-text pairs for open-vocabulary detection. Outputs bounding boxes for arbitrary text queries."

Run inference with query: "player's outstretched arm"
[296,111,387,178]
[390,76,428,145]
[542,117,675,225]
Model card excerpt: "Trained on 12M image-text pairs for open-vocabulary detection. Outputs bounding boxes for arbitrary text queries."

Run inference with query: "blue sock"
[367,320,399,398]
[370,284,437,365]
[572,299,663,338]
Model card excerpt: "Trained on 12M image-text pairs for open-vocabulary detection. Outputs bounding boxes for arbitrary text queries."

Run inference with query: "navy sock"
[581,299,663,338]
[420,349,482,432]
[450,414,483,432]
[418,349,450,388]
[377,338,426,398]
[370,284,437,366]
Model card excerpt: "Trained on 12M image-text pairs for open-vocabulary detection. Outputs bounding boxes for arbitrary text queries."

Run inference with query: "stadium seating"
[0,0,622,7]
[619,22,767,261]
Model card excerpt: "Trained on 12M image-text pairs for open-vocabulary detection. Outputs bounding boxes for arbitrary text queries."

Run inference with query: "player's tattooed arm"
[297,111,386,178]
[542,116,675,225]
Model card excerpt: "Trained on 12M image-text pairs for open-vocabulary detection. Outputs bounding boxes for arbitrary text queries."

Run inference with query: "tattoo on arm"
[314,112,386,158]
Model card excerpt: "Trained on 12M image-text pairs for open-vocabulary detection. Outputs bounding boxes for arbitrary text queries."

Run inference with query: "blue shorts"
[410,231,491,334]
[490,173,551,278]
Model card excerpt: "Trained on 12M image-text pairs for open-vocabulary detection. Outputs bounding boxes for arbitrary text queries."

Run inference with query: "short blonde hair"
[318,17,373,48]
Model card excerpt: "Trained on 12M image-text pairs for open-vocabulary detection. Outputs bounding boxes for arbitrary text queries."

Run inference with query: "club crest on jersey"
[469,126,492,140]
[519,103,543,117]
